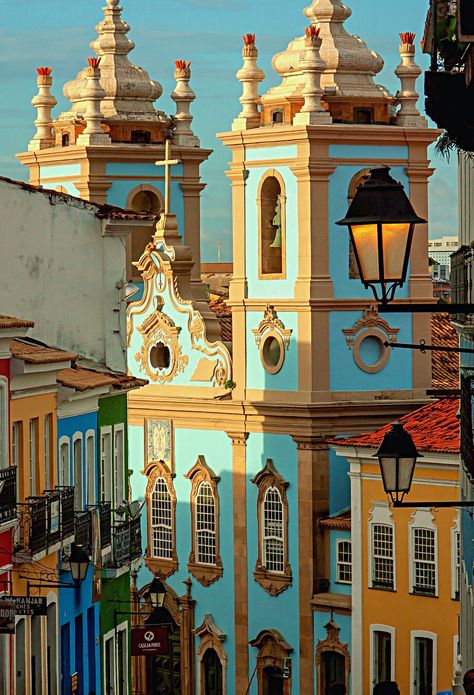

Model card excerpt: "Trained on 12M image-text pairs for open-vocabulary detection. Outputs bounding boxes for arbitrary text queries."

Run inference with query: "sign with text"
[131,627,169,656]
[14,596,47,616]
[0,598,15,634]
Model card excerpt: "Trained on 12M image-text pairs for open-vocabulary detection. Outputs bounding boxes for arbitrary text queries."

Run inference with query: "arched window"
[347,169,371,279]
[185,456,222,586]
[316,619,351,695]
[250,629,292,695]
[126,185,164,281]
[145,461,178,578]
[195,615,227,695]
[252,459,291,595]
[258,171,286,279]
[203,648,223,695]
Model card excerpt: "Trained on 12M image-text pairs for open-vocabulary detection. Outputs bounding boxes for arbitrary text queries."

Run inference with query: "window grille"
[372,524,394,589]
[337,540,352,583]
[151,477,173,559]
[196,481,216,565]
[262,486,284,573]
[413,527,436,595]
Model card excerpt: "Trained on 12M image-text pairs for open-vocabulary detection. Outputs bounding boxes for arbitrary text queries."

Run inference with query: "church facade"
[15,0,440,693]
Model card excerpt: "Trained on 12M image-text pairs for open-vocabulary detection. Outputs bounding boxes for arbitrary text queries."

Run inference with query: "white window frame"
[85,430,96,507]
[44,414,52,491]
[102,621,128,695]
[451,515,461,600]
[262,486,285,574]
[58,436,70,488]
[100,426,112,504]
[196,480,217,566]
[0,377,8,470]
[368,503,396,591]
[11,421,21,469]
[116,621,129,695]
[410,630,437,695]
[336,539,352,584]
[370,624,396,689]
[408,509,438,597]
[29,418,38,496]
[113,424,125,509]
[151,476,173,559]
[72,432,83,511]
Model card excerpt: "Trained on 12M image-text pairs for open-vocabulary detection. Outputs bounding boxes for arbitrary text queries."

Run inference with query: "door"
[203,648,223,695]
[322,651,346,695]
[373,630,392,685]
[414,637,433,695]
[146,609,181,695]
[61,623,71,695]
[262,666,284,695]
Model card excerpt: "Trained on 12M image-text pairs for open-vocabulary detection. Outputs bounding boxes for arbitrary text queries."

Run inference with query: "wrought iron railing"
[0,466,16,524]
[75,510,93,556]
[104,517,142,569]
[16,486,75,556]
[130,516,142,562]
[99,502,112,550]
[451,247,471,323]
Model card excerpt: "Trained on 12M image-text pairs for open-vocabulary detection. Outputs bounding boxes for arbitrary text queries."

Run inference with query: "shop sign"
[13,596,47,616]
[0,598,15,634]
[131,626,169,656]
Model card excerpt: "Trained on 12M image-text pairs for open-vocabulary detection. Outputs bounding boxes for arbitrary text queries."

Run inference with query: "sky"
[0,0,458,262]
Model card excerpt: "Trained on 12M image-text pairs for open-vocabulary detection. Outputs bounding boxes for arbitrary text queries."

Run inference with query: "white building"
[428,236,459,277]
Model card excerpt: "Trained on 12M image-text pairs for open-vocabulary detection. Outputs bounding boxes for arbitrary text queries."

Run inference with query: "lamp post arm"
[379,303,474,314]
[393,500,474,508]
[384,340,474,355]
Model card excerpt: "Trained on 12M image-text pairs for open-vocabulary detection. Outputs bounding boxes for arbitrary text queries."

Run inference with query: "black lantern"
[375,421,421,504]
[336,166,426,304]
[148,577,166,609]
[69,544,90,585]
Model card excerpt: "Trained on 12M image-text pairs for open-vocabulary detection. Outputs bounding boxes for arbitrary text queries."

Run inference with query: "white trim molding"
[369,624,396,689]
[368,502,396,591]
[410,630,437,695]
[58,435,71,487]
[450,514,461,600]
[408,509,438,597]
[0,377,8,470]
[349,460,363,695]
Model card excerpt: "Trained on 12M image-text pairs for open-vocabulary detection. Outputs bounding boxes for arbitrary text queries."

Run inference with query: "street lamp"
[375,422,421,504]
[336,166,426,304]
[69,544,90,585]
[148,577,166,609]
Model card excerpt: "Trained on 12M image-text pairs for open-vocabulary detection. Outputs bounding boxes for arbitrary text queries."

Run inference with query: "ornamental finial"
[395,32,427,127]
[232,33,265,131]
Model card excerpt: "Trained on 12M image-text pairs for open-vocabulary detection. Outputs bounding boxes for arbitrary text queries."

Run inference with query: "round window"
[352,329,390,374]
[358,336,383,367]
[261,334,284,374]
[150,342,171,370]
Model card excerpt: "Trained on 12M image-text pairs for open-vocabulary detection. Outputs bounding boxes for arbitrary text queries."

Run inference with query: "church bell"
[270,199,282,248]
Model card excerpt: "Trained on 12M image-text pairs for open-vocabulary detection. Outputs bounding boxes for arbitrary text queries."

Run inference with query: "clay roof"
[319,510,351,530]
[333,397,460,455]
[209,296,232,342]
[57,366,147,392]
[10,340,78,365]
[0,316,34,330]
[0,176,156,222]
[431,313,459,390]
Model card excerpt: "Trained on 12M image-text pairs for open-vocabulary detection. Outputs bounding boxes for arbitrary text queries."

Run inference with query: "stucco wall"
[0,179,127,371]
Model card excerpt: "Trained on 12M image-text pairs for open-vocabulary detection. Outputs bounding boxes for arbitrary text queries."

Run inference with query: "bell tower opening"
[258,173,286,279]
[127,186,164,281]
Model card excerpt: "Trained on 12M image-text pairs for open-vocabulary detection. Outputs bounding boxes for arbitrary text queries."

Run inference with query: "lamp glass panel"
[379,456,397,493]
[70,560,88,582]
[397,456,417,492]
[382,223,411,281]
[350,224,380,282]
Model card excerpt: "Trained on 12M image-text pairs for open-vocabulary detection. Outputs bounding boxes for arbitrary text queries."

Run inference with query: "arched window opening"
[150,343,171,370]
[259,174,286,279]
[62,133,70,147]
[151,477,173,559]
[196,481,216,565]
[348,169,371,279]
[316,620,351,695]
[272,110,284,125]
[262,666,283,695]
[131,129,152,144]
[203,648,223,695]
[250,629,292,695]
[130,190,162,215]
[262,487,284,574]
[127,187,164,281]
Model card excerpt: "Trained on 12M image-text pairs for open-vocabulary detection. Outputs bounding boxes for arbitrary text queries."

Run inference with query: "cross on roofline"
[155,139,181,215]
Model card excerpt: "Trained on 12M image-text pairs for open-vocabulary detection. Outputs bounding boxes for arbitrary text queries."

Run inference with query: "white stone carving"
[293,26,332,125]
[395,33,427,128]
[171,61,199,147]
[29,68,57,151]
[77,58,111,146]
[232,34,265,131]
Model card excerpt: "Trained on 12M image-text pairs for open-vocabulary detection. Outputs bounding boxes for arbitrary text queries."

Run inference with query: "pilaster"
[179,578,196,695]
[227,431,249,693]
[292,435,330,695]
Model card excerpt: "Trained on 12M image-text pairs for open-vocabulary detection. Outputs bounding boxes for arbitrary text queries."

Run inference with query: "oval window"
[358,336,383,367]
[150,343,171,370]
[261,334,284,374]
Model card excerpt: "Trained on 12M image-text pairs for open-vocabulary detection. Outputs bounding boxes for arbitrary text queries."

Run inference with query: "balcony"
[0,466,17,525]
[99,502,112,552]
[103,516,142,578]
[450,246,472,324]
[15,486,75,560]
[74,510,93,556]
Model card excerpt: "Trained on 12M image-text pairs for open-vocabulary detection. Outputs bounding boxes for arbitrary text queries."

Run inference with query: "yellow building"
[10,339,77,694]
[334,397,461,695]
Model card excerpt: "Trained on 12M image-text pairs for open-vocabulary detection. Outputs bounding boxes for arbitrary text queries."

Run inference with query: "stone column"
[227,432,249,692]
[292,435,330,694]
[395,33,427,127]
[171,61,199,147]
[232,34,265,131]
[77,58,111,146]
[179,578,196,695]
[28,67,57,151]
[293,26,332,126]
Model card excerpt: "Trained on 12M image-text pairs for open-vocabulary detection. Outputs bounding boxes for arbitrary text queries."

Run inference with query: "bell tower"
[17,0,209,288]
[219,0,438,406]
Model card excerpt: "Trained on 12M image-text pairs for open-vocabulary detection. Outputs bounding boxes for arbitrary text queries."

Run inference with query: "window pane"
[196,482,216,565]
[413,528,436,594]
[44,415,52,491]
[372,524,394,589]
[152,477,173,559]
[86,434,95,507]
[114,428,124,508]
[73,438,83,511]
[337,541,352,583]
[263,487,285,573]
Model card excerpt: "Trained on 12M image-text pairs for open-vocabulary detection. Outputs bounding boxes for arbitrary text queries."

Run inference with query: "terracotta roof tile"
[57,366,147,392]
[319,511,351,530]
[0,316,34,330]
[10,340,78,365]
[333,397,459,454]
[209,296,232,342]
[431,313,459,390]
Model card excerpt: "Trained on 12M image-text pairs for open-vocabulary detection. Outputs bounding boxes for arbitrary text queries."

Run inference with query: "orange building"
[334,398,460,695]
